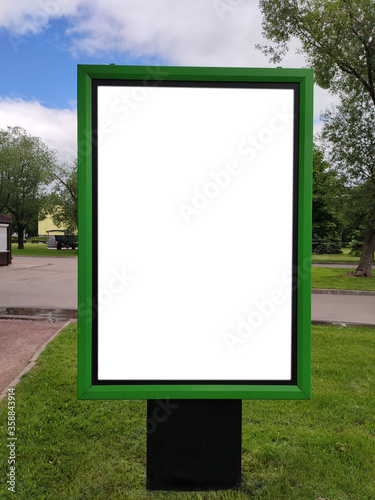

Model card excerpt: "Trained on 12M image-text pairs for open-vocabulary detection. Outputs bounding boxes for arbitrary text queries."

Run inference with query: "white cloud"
[1,0,295,67]
[0,98,77,163]
[0,1,338,144]
[314,85,340,121]
[68,1,264,66]
[0,0,81,35]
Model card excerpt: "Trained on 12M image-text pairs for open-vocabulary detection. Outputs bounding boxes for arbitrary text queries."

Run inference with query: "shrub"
[349,239,363,256]
[11,238,27,244]
[27,237,48,244]
[312,238,342,255]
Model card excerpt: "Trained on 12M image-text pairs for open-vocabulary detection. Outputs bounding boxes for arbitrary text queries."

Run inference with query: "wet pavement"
[0,307,77,322]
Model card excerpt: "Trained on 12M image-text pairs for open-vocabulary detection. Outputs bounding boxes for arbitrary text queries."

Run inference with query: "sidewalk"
[0,256,77,308]
[312,293,375,327]
[0,319,69,397]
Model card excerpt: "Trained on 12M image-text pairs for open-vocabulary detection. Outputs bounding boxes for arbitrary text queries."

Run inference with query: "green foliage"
[321,91,375,188]
[258,1,375,270]
[321,93,375,268]
[350,241,364,256]
[10,238,26,244]
[0,126,57,248]
[10,211,39,239]
[312,146,342,253]
[258,0,375,103]
[26,236,48,243]
[48,161,78,235]
[349,230,366,256]
[312,237,342,255]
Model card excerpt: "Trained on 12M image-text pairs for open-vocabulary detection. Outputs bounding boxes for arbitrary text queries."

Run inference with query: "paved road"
[0,256,77,308]
[1,256,375,325]
[312,294,375,326]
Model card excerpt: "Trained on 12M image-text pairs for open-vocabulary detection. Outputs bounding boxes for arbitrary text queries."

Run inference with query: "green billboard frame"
[77,65,313,400]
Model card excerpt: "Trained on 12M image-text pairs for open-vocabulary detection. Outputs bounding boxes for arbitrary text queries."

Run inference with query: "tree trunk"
[355,227,375,277]
[17,227,25,250]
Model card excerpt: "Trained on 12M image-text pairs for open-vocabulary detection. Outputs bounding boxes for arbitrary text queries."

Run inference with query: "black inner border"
[91,79,299,386]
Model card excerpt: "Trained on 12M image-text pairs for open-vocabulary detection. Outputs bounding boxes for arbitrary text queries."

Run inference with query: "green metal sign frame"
[77,65,313,400]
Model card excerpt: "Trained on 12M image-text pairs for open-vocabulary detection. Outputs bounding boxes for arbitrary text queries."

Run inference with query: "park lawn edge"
[311,267,375,291]
[0,323,374,499]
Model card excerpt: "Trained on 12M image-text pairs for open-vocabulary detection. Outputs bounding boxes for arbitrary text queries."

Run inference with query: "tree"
[11,213,39,240]
[312,146,342,254]
[258,0,375,275]
[321,92,375,276]
[0,126,56,249]
[48,161,78,235]
[337,182,375,259]
[257,0,375,105]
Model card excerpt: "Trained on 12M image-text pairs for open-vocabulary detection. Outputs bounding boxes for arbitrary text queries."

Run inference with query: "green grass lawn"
[11,243,77,257]
[312,247,360,264]
[11,243,368,264]
[1,323,374,499]
[312,267,375,291]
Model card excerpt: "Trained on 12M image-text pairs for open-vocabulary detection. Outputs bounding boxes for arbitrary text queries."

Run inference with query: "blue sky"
[0,1,335,163]
[0,22,78,108]
[0,16,160,108]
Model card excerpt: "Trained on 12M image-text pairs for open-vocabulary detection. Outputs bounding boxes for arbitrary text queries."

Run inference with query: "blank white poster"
[97,85,295,381]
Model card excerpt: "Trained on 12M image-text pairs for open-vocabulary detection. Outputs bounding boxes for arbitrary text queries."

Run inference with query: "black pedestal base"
[146,399,242,491]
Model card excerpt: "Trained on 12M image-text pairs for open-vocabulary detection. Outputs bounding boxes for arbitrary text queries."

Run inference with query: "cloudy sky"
[0,0,336,163]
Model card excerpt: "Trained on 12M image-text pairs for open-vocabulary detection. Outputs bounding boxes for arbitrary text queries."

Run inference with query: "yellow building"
[38,214,66,237]
[39,214,78,248]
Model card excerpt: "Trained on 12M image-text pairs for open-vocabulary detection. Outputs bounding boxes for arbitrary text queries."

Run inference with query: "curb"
[0,307,77,322]
[0,315,65,322]
[11,255,77,259]
[312,288,375,296]
[312,262,375,267]
[312,320,375,327]
[0,319,77,403]
[0,262,50,270]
